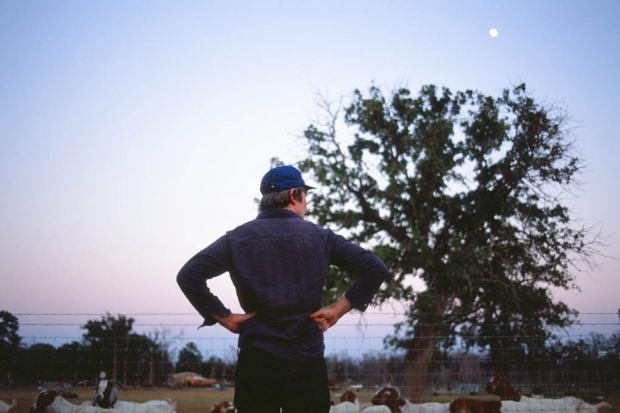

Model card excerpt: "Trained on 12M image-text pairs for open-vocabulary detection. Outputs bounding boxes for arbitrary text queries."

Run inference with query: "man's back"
[227,209,331,318]
[223,207,388,361]
[226,208,335,360]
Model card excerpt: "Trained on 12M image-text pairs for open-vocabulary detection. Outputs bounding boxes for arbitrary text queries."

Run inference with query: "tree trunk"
[112,340,117,380]
[405,322,440,403]
[404,289,446,403]
[149,353,154,386]
[123,350,128,384]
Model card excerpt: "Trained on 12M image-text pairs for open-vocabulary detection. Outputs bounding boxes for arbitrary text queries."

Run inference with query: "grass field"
[2,387,618,413]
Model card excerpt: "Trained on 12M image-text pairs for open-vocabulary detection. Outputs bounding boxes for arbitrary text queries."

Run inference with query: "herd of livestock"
[0,372,177,413]
[0,374,614,413]
[210,375,614,413]
[320,375,613,413]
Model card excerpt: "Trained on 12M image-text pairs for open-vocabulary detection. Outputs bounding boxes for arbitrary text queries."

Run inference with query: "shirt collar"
[257,209,302,219]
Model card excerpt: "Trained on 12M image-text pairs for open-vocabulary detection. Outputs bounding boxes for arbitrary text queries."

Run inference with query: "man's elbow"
[376,262,389,282]
[176,267,189,288]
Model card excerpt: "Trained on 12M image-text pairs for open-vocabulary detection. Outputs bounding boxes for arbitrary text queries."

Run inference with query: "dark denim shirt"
[176,209,388,362]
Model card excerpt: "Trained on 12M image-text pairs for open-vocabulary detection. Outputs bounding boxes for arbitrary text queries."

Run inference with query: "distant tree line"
[1,310,619,395]
[0,310,177,387]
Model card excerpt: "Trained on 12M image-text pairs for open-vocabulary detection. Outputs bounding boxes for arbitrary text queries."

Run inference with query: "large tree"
[297,84,601,400]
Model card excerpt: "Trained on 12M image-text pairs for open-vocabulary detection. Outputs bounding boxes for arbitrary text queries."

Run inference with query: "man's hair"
[259,187,305,211]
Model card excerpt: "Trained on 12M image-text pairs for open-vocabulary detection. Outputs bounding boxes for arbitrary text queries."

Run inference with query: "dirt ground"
[2,387,618,413]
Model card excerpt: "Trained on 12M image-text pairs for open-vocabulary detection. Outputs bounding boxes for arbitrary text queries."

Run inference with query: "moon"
[489,28,499,38]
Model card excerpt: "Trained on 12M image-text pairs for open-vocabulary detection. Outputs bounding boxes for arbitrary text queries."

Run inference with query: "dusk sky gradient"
[1,1,619,347]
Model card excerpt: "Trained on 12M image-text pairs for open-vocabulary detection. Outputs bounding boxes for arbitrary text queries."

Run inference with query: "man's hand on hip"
[309,295,352,332]
[211,312,257,334]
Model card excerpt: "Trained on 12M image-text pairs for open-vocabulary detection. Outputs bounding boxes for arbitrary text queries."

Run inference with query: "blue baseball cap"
[260,165,315,195]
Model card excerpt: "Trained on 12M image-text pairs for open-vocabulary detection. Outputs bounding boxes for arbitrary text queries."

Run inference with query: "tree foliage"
[176,341,203,373]
[298,83,601,400]
[0,310,20,384]
[0,310,20,352]
[82,312,135,381]
[82,313,135,345]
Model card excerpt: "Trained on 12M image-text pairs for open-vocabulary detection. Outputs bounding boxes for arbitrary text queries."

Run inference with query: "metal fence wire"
[1,311,619,398]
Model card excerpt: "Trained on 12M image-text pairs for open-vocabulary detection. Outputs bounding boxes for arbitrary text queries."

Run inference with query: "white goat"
[0,399,16,413]
[90,373,176,413]
[79,399,176,413]
[31,390,87,413]
[93,372,125,409]
[501,397,611,413]
[330,400,360,413]
[116,399,176,413]
[487,374,612,413]
[400,400,451,413]
[577,401,613,413]
[330,389,361,413]
[361,406,392,413]
[368,386,451,413]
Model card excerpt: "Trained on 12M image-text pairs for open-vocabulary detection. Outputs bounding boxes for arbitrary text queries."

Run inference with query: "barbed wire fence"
[2,310,620,397]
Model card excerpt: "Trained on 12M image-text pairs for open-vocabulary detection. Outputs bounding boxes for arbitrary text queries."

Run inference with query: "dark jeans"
[234,347,331,413]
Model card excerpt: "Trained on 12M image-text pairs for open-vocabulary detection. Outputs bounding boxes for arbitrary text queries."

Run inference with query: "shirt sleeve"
[329,233,388,311]
[176,235,233,327]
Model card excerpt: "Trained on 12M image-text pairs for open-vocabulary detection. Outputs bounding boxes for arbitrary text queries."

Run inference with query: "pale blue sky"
[1,1,619,344]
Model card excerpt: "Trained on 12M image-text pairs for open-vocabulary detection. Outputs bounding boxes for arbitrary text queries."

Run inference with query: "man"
[177,165,388,413]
